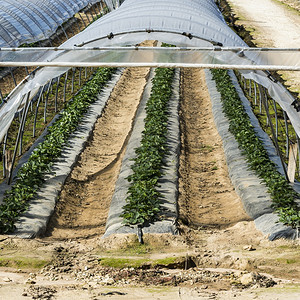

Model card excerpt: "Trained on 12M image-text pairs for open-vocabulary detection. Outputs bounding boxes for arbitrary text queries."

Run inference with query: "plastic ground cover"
[0,0,299,143]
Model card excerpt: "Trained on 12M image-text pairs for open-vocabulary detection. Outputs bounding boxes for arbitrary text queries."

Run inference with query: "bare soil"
[0,1,300,299]
[45,67,150,240]
[0,67,299,299]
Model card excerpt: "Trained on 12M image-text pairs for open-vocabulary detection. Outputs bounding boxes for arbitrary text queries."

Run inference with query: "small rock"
[240,273,255,285]
[25,279,36,284]
[3,277,12,282]
[243,245,256,251]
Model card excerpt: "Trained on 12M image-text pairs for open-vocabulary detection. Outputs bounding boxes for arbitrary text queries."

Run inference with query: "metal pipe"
[8,93,29,185]
[19,94,32,156]
[259,85,289,181]
[10,68,17,87]
[44,79,53,123]
[78,12,87,28]
[272,99,278,138]
[71,68,75,93]
[283,111,290,159]
[254,82,257,105]
[2,133,8,178]
[54,75,61,112]
[84,11,92,24]
[33,86,44,137]
[63,70,69,102]
[60,25,69,40]
[79,67,82,86]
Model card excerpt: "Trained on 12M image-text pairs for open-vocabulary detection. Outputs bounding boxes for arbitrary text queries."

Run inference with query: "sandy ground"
[45,67,150,240]
[0,1,300,299]
[0,67,299,299]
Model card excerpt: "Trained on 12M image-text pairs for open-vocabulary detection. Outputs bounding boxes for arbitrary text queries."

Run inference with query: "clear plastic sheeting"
[0,0,105,48]
[0,47,299,70]
[0,0,300,144]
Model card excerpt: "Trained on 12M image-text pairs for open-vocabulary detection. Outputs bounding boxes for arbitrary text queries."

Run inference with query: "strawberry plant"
[0,67,116,233]
[211,69,300,230]
[121,68,175,226]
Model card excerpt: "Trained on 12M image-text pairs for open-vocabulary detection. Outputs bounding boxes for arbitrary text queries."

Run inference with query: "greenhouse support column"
[10,68,17,87]
[2,133,8,178]
[272,99,278,138]
[96,2,102,15]
[44,79,53,123]
[264,90,270,126]
[8,93,29,185]
[89,5,95,20]
[100,1,104,13]
[297,134,300,176]
[69,20,75,36]
[33,86,44,137]
[249,80,252,97]
[84,11,92,24]
[79,13,87,28]
[48,38,53,47]
[60,25,69,40]
[63,70,69,102]
[25,67,29,75]
[92,5,98,19]
[283,111,290,159]
[75,17,81,32]
[254,82,257,105]
[85,67,87,79]
[259,85,289,181]
[55,32,62,44]
[79,67,82,86]
[0,89,3,103]
[54,76,61,112]
[71,68,75,93]
[258,84,263,113]
[19,93,32,156]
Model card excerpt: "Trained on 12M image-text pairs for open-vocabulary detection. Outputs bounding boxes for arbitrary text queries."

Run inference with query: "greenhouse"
[0,0,300,297]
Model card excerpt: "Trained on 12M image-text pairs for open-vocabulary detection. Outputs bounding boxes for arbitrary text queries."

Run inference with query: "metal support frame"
[8,93,29,185]
[19,95,32,156]
[272,99,279,138]
[60,25,69,40]
[71,68,75,93]
[283,111,290,159]
[63,70,69,102]
[2,133,8,178]
[258,85,289,181]
[33,86,44,137]
[84,11,92,24]
[78,12,87,28]
[44,79,53,123]
[79,67,82,86]
[54,75,61,113]
[10,68,17,87]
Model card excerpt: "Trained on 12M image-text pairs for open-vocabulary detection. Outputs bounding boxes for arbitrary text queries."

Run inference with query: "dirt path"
[227,0,300,94]
[179,68,251,228]
[45,67,150,240]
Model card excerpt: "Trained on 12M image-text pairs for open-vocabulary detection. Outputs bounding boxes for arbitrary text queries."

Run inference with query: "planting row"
[0,67,116,233]
[121,68,175,227]
[211,69,300,230]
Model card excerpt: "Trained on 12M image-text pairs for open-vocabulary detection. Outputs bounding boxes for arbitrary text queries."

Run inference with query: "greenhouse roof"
[0,0,300,142]
[0,0,102,48]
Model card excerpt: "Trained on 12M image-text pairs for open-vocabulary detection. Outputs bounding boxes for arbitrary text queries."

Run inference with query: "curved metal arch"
[4,0,47,38]
[22,2,55,32]
[76,28,223,47]
[0,5,35,39]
